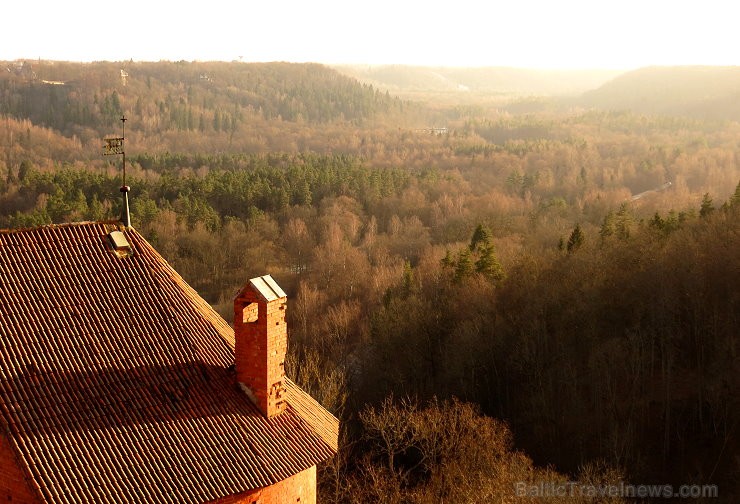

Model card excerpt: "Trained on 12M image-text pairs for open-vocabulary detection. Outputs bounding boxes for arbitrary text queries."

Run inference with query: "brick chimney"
[233,275,287,418]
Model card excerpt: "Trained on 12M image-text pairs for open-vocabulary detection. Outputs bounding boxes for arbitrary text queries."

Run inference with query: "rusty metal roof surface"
[0,222,337,504]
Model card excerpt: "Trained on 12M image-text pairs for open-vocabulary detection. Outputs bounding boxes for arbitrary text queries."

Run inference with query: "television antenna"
[103,116,130,227]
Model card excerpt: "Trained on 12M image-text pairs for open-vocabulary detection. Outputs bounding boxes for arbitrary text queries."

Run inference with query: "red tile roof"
[0,222,338,504]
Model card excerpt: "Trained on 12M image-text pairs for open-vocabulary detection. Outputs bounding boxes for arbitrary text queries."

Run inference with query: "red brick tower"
[233,275,288,418]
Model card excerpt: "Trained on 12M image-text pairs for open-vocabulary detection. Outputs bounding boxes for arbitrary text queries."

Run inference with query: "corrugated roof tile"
[1,222,337,504]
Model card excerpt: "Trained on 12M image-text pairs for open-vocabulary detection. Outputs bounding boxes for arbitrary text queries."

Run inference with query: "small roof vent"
[107,230,132,258]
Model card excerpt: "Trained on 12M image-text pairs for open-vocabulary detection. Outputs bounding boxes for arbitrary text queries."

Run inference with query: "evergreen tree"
[615,203,632,239]
[402,260,414,295]
[187,107,194,131]
[567,223,584,253]
[5,164,16,184]
[213,109,221,132]
[649,212,664,231]
[475,243,504,281]
[88,195,106,221]
[469,223,492,252]
[731,180,740,207]
[599,211,615,241]
[664,210,680,233]
[454,248,474,282]
[294,180,312,206]
[699,192,715,218]
[441,249,454,269]
[110,91,122,117]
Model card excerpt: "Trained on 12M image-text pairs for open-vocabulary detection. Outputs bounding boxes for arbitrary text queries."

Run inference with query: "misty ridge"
[333,64,623,95]
[1,59,739,503]
[337,64,740,121]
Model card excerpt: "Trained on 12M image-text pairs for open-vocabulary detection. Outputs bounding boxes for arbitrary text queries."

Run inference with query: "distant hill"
[0,60,406,140]
[332,65,623,96]
[579,66,740,121]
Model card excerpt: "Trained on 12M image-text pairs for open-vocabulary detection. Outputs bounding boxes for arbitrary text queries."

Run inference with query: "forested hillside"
[1,60,739,502]
[0,60,413,154]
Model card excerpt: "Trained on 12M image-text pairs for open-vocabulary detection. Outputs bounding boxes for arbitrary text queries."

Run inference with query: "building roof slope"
[0,221,338,504]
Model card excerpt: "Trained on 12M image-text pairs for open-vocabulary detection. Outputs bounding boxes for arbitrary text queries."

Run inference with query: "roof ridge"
[0,219,122,234]
[284,378,340,452]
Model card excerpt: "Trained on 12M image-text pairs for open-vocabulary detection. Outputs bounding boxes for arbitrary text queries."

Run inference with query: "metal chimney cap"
[246,275,287,302]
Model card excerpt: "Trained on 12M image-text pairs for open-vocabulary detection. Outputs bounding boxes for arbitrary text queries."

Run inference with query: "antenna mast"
[103,116,130,227]
[121,116,127,187]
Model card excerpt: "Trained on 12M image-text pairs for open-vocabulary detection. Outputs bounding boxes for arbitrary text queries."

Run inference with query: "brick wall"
[0,433,40,503]
[234,287,287,418]
[209,465,316,504]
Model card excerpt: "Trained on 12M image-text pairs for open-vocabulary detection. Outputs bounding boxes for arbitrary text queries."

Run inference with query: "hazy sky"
[2,0,737,68]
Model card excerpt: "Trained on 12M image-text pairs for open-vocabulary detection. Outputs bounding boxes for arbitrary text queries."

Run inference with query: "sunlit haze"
[2,0,738,68]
